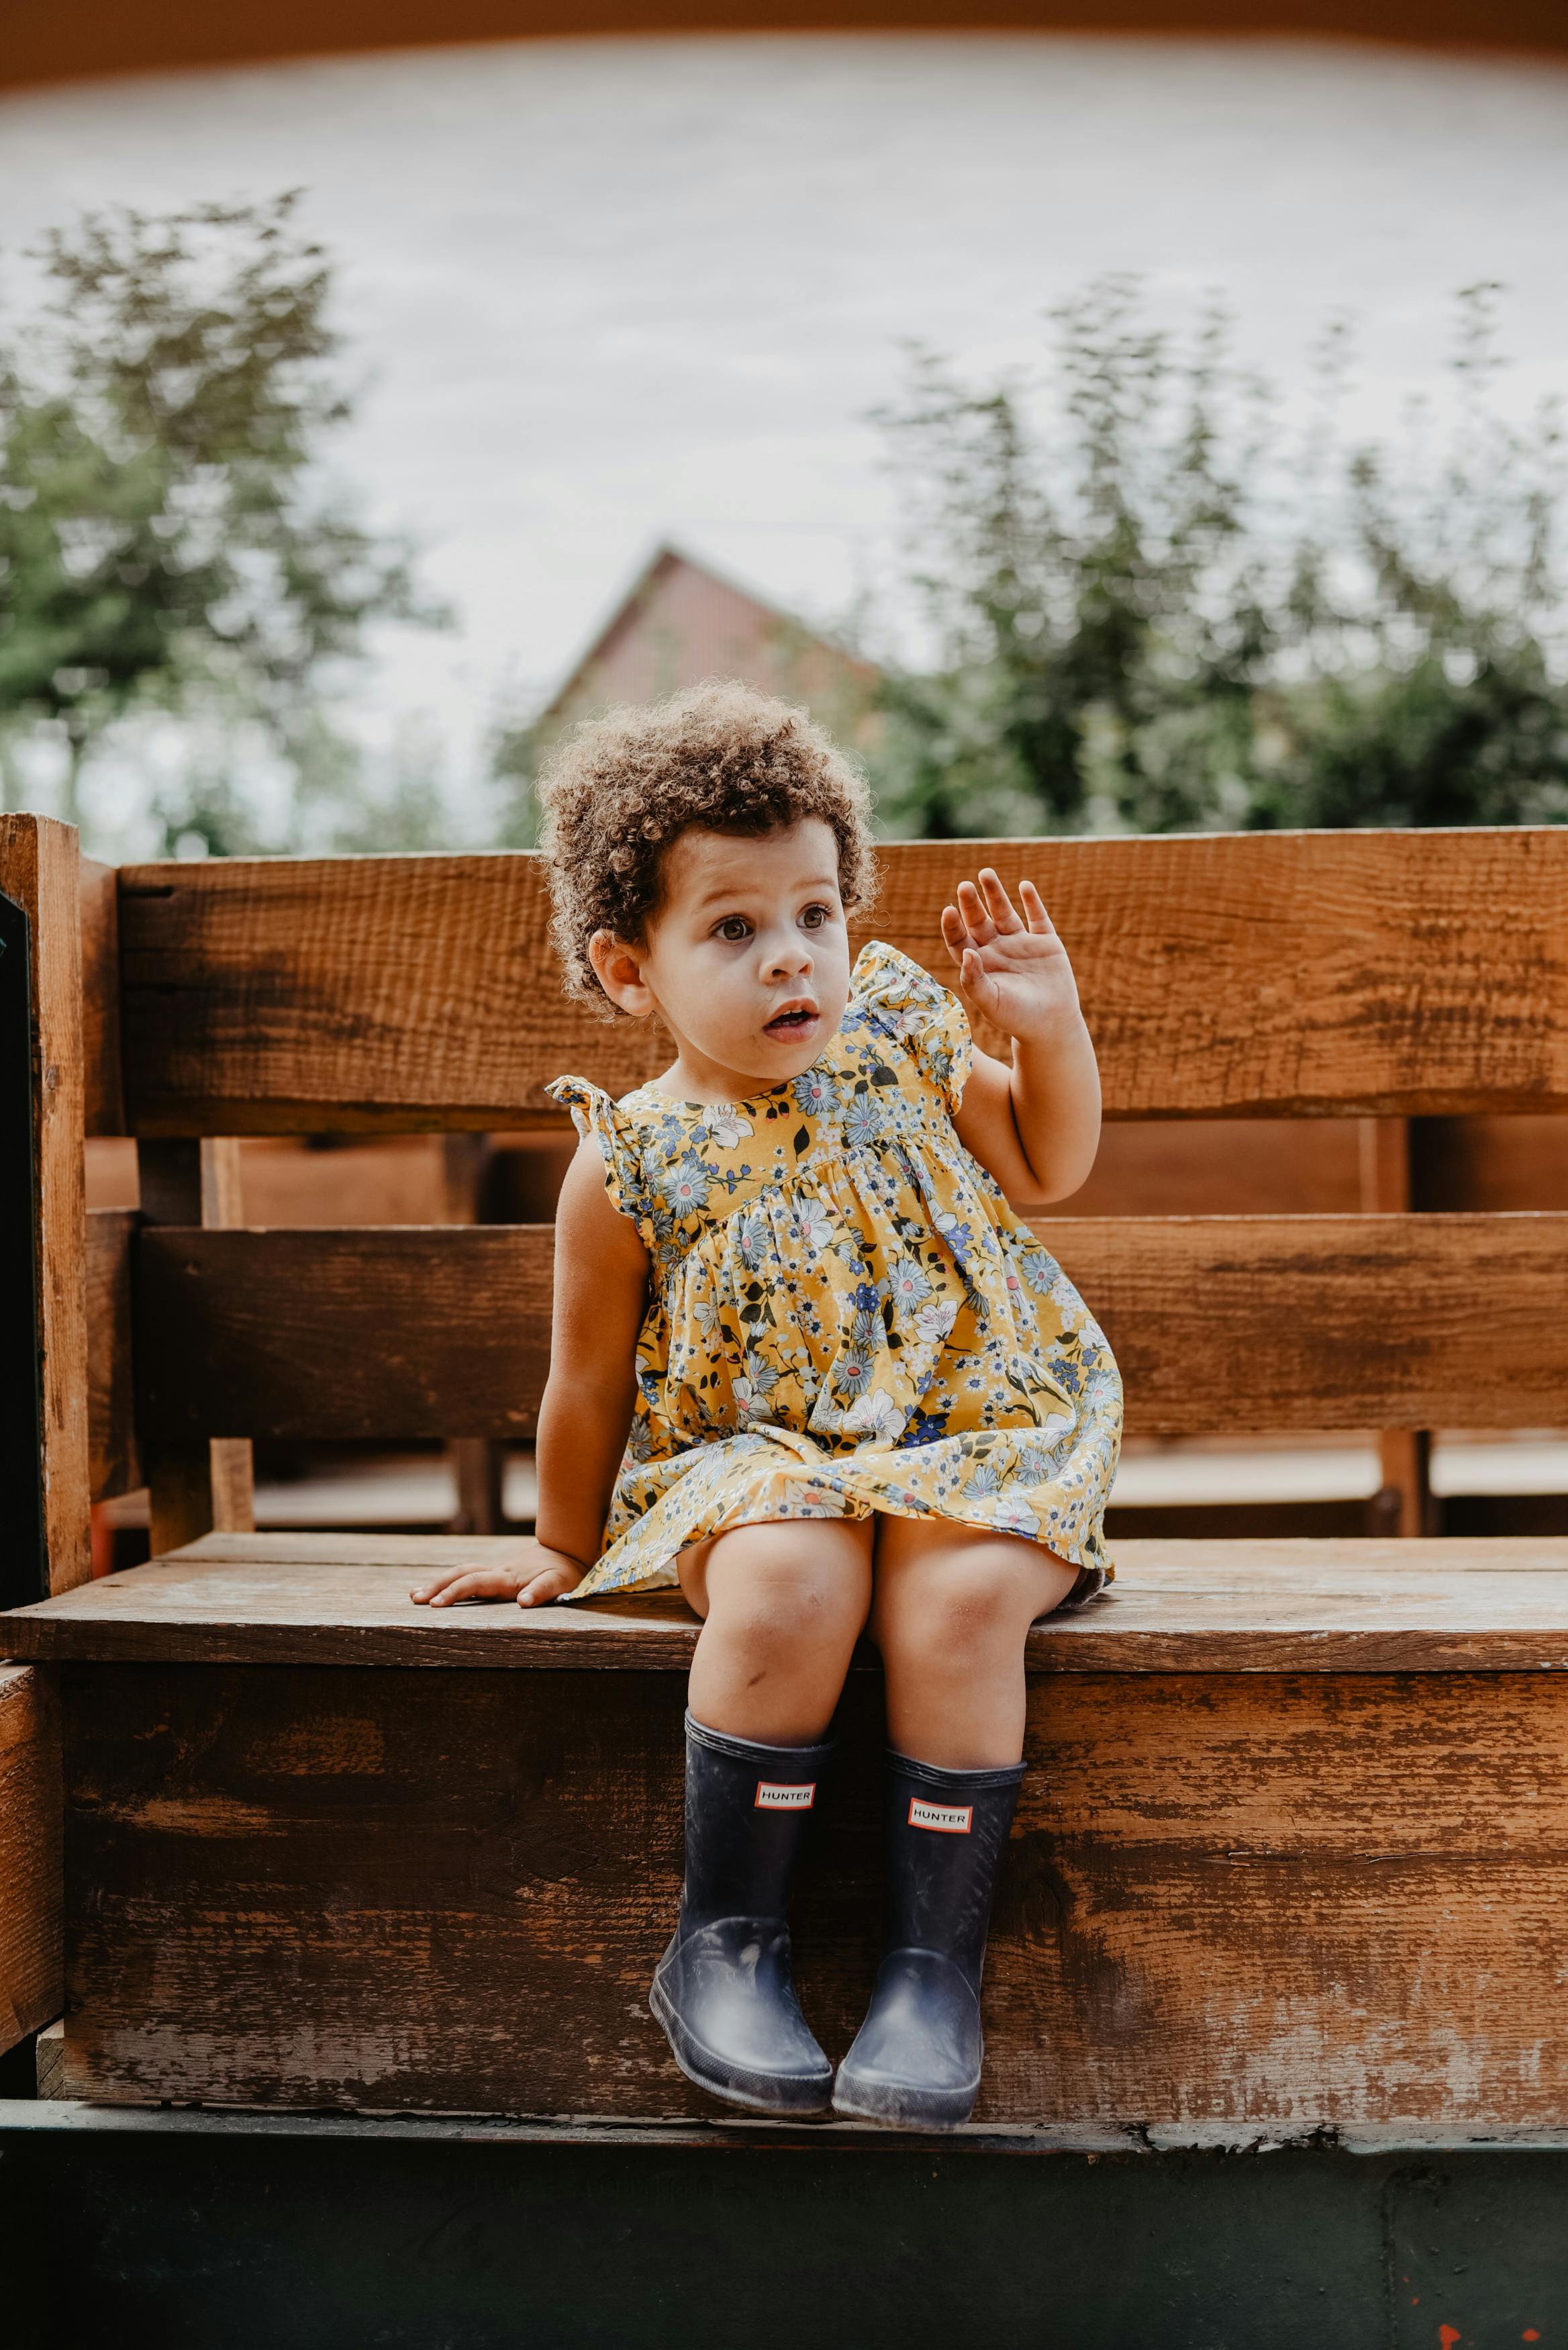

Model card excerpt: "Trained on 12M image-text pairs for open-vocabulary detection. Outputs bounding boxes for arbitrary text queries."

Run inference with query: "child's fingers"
[518,1562,582,1609]
[1018,879,1057,937]
[961,945,996,1007]
[412,1566,520,1607]
[954,878,997,945]
[977,868,1025,933]
[940,902,973,968]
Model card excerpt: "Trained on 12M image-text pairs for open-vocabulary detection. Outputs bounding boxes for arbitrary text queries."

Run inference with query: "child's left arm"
[942,868,1101,1208]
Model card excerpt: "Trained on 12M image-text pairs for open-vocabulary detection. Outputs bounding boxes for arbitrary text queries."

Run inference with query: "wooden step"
[11,1538,1568,2123]
[9,1532,1568,1671]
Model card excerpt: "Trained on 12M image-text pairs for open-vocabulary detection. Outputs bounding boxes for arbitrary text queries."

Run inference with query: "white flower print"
[841,1387,907,1444]
[795,1201,836,1251]
[705,1108,754,1149]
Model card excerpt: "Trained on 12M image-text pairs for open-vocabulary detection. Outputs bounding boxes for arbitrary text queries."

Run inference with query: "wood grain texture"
[137,1224,553,1440]
[138,1139,255,1553]
[0,816,91,1593]
[116,828,1568,1132]
[12,1536,1568,1672]
[49,1654,1568,2122]
[131,1210,1568,1444]
[0,1663,62,2057]
[86,1209,138,1504]
[79,855,124,1138]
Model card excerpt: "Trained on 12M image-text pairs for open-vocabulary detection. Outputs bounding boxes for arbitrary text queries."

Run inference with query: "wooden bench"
[5,814,1568,2126]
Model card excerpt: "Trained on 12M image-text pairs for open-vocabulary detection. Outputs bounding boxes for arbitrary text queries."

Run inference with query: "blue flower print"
[735,1208,771,1270]
[665,1152,717,1215]
[934,1209,976,1269]
[842,1092,888,1149]
[887,1257,934,1314]
[900,1410,950,1450]
[1018,1248,1057,1296]
[791,1069,840,1119]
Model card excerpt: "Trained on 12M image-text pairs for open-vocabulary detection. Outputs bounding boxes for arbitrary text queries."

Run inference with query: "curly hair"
[537,680,879,1016]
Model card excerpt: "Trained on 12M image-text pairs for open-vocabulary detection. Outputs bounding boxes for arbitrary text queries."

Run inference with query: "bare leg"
[869,1514,1080,1767]
[679,1516,875,1745]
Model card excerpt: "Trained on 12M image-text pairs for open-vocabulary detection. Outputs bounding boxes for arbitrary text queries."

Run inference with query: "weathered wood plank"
[86,1209,139,1503]
[132,1211,1568,1444]
[50,1656,1568,2122]
[0,815,91,1593]
[138,1139,256,1554]
[79,855,125,1138]
[116,829,1568,1131]
[12,1538,1568,1672]
[137,1224,552,1440]
[0,1663,62,2057]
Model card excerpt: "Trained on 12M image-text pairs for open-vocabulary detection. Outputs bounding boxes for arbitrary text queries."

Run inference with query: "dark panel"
[0,884,44,1608]
[86,1209,138,1503]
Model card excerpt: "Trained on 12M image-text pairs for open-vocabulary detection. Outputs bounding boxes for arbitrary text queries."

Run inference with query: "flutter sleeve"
[850,941,974,1116]
[545,1075,642,1221]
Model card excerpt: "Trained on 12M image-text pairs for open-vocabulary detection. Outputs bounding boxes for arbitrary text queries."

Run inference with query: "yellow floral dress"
[547,942,1122,1601]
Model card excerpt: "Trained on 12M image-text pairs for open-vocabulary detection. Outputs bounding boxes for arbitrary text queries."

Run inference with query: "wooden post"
[0,814,90,1597]
[1359,1117,1436,1537]
[444,1131,509,1534]
[138,1137,256,1556]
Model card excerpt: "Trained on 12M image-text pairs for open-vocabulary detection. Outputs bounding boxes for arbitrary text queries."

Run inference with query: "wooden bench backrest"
[11,817,1567,1584]
[109,831,1568,1132]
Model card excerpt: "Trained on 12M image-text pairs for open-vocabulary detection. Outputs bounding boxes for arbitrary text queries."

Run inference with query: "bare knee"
[872,1552,1036,1671]
[705,1533,871,1662]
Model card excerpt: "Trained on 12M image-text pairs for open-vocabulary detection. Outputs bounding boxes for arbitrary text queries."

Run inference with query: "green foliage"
[871,281,1568,835]
[0,195,444,849]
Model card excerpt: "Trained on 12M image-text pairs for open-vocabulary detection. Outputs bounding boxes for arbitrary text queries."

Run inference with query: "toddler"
[413,683,1122,2127]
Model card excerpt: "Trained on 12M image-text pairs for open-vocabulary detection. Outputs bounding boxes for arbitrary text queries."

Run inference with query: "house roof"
[540,543,881,728]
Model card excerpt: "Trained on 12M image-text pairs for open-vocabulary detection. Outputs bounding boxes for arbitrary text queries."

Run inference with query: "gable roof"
[540,543,881,733]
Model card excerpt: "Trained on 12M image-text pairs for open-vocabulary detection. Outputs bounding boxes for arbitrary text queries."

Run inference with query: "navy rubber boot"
[832,1749,1026,2130]
[649,1712,835,2116]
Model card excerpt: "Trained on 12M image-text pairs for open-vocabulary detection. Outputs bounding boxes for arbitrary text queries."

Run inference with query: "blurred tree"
[488,704,548,849]
[0,194,444,850]
[871,281,1567,835]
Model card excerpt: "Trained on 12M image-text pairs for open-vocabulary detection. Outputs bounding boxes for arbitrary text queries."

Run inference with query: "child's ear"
[589,930,655,1019]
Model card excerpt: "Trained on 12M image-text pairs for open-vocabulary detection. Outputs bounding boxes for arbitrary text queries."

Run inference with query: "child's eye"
[800,904,831,931]
[716,916,752,943]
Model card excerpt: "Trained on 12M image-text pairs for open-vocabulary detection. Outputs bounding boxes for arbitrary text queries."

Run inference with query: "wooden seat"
[14,1532,1568,1670]
[15,1535,1568,2120]
[5,813,1568,2123]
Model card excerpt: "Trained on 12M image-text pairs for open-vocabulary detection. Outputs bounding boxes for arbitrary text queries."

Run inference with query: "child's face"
[591,818,852,1094]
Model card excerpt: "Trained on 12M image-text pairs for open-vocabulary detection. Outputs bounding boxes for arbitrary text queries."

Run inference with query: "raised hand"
[940,869,1081,1045]
[411,1546,585,1610]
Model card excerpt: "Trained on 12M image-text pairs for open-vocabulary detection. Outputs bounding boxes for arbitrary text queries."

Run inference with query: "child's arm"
[942,868,1102,1208]
[411,1140,648,1610]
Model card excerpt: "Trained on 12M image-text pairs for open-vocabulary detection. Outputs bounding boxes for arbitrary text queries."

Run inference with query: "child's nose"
[763,930,812,980]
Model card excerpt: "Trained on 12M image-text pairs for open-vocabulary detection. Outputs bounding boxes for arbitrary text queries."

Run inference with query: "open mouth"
[765,1004,818,1038]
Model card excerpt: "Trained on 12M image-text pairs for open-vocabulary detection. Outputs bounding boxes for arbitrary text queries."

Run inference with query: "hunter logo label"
[909,1797,973,1834]
[755,1781,816,1811]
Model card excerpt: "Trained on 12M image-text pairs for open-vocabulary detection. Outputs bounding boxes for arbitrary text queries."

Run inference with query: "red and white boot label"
[908,1796,973,1834]
[755,1781,816,1810]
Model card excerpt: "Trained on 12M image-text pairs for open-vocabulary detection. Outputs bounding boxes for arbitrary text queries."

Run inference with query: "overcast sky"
[3,33,1566,834]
